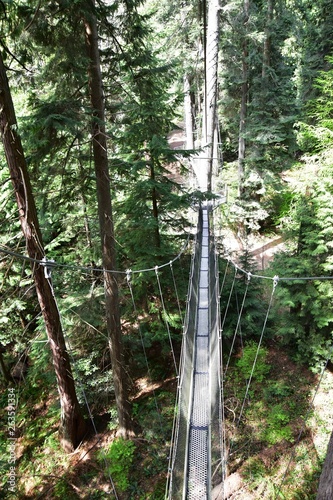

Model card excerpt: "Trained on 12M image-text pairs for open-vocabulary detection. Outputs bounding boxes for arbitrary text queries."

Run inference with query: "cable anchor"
[126,269,132,284]
[41,256,55,279]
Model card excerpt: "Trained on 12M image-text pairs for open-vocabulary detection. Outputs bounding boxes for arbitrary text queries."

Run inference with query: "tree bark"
[0,52,86,452]
[150,161,161,249]
[262,0,274,78]
[84,3,133,437]
[238,0,249,198]
[184,73,194,150]
[0,348,13,384]
[204,0,220,192]
[317,430,333,499]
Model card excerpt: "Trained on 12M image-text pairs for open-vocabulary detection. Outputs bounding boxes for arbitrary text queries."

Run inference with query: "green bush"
[236,342,270,382]
[261,404,294,445]
[101,438,136,492]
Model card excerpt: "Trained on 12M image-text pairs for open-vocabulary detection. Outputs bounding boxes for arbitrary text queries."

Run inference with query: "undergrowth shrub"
[236,342,270,382]
[100,438,135,492]
[261,404,294,445]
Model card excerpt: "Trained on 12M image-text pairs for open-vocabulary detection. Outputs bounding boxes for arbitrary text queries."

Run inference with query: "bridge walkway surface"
[168,203,223,499]
[187,206,211,498]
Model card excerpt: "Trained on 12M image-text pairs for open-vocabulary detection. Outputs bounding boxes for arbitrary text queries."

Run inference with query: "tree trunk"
[0,348,13,384]
[0,52,86,452]
[238,0,249,197]
[184,73,194,150]
[150,162,161,249]
[204,0,220,192]
[262,0,274,78]
[317,430,333,499]
[84,3,133,437]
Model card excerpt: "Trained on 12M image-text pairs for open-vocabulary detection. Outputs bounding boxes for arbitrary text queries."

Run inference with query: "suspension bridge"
[2,165,333,499]
[166,202,224,499]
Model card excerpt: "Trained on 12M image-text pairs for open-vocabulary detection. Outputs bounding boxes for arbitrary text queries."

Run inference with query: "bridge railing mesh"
[167,206,223,499]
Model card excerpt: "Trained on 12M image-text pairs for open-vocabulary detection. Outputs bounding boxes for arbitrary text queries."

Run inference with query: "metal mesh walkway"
[168,205,223,499]
[187,208,210,498]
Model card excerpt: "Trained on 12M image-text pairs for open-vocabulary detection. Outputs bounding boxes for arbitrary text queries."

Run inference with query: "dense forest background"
[1,0,333,498]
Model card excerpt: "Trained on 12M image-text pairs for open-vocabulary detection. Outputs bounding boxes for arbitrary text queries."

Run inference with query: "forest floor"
[2,338,333,499]
[219,342,333,499]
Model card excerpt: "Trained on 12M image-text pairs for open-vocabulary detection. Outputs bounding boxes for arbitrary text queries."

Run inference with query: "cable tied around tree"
[0,232,191,276]
[237,275,279,427]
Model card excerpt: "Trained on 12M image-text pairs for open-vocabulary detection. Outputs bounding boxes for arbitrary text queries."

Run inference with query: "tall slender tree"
[0,50,86,452]
[238,0,249,197]
[262,0,274,78]
[84,0,133,437]
[204,0,220,192]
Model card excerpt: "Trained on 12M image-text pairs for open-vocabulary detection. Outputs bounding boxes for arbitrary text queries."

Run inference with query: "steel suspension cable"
[166,222,199,498]
[126,270,163,433]
[219,257,230,296]
[155,266,179,378]
[44,265,119,499]
[237,275,279,427]
[0,233,191,276]
[224,272,251,375]
[221,264,237,333]
[166,267,194,497]
[215,247,226,500]
[169,261,183,326]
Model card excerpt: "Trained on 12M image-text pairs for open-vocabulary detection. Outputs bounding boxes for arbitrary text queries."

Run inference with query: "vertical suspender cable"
[237,276,279,427]
[219,257,230,296]
[155,266,179,377]
[224,272,251,375]
[170,261,183,325]
[43,262,119,499]
[126,270,163,432]
[221,264,237,333]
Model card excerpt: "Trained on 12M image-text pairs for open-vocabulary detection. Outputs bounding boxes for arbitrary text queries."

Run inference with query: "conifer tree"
[238,0,249,196]
[0,50,86,452]
[204,0,220,192]
[84,0,133,437]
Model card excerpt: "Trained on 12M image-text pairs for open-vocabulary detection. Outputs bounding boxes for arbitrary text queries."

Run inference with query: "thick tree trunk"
[0,53,86,452]
[238,0,249,197]
[84,4,133,437]
[204,0,220,192]
[184,74,194,150]
[317,430,333,499]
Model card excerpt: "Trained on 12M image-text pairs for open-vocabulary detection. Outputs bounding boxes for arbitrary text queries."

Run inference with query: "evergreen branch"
[24,0,42,32]
[0,1,6,19]
[0,39,32,73]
